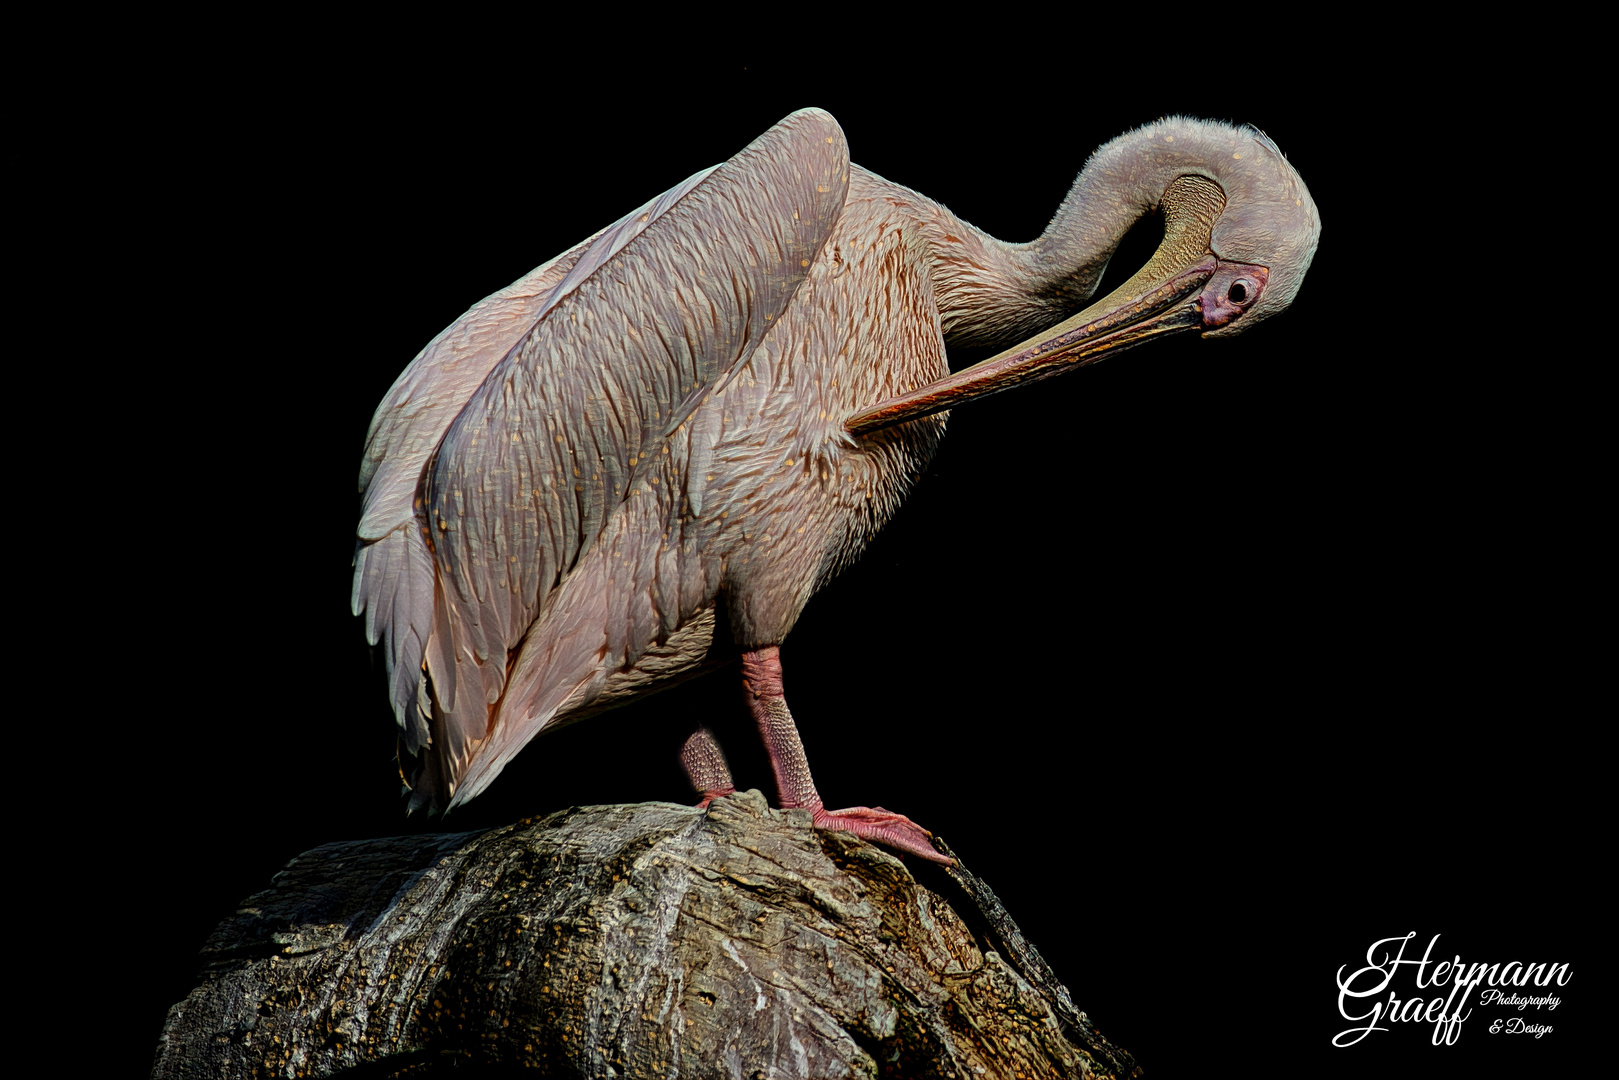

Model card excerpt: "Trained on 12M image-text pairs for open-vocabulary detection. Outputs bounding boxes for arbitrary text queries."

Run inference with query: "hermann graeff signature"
[1334,933,1570,1048]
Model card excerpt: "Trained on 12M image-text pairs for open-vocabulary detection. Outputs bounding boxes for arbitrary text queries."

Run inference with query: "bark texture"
[153,790,1139,1079]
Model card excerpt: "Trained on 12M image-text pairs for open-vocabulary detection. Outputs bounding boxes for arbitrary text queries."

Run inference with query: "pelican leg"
[680,726,736,809]
[741,646,951,864]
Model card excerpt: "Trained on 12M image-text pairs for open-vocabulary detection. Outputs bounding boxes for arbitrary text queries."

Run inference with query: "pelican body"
[354,110,1319,860]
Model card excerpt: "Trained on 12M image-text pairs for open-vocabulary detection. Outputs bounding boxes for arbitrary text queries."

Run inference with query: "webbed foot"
[811,803,952,864]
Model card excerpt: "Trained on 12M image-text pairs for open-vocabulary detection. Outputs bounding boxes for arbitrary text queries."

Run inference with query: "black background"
[36,28,1594,1079]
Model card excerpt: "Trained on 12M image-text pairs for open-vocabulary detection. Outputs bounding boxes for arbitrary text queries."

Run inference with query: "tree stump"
[153,790,1139,1079]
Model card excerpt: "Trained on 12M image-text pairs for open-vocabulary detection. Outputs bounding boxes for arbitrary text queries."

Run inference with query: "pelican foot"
[694,785,736,811]
[811,805,953,865]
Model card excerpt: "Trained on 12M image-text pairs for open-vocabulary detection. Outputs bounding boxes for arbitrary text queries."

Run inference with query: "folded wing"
[353,109,851,808]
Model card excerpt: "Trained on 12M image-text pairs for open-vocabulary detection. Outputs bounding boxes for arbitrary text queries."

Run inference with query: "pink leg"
[680,727,736,809]
[741,646,951,864]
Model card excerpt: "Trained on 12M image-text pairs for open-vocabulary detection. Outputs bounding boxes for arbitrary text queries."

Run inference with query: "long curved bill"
[846,255,1218,437]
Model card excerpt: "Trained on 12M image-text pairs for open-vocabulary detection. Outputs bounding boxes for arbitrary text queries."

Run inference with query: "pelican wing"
[353,109,850,806]
[353,161,720,746]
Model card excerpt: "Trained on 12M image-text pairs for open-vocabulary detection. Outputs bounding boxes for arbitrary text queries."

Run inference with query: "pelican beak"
[845,255,1269,436]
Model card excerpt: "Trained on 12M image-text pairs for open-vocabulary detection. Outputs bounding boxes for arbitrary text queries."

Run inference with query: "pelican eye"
[1229,278,1255,305]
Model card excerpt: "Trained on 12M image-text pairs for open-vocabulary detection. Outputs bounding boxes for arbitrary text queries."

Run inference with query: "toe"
[813,806,953,864]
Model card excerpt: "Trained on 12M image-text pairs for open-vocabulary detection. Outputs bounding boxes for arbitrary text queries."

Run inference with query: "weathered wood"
[153,791,1139,1079]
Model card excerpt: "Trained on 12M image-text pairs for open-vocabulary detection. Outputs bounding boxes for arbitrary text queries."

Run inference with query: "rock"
[153,791,1137,1079]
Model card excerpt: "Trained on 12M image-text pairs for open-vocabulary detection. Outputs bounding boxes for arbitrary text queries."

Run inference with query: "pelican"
[353,109,1319,862]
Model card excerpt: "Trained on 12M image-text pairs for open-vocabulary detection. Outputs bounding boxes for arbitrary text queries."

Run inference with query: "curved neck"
[931,117,1252,349]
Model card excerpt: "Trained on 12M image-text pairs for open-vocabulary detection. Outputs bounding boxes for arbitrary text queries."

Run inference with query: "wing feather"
[350,525,435,746]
